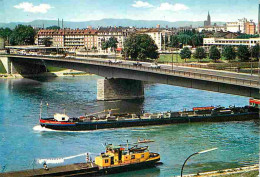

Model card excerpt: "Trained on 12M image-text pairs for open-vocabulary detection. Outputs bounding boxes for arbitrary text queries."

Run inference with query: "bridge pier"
[0,56,17,74]
[97,78,144,101]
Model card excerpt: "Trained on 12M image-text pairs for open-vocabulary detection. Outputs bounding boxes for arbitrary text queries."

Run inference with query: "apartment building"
[226,18,255,34]
[36,29,98,50]
[96,27,128,53]
[245,21,256,35]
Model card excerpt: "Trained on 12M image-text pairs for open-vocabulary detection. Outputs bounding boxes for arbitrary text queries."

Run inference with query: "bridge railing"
[64,57,259,88]
[7,54,260,88]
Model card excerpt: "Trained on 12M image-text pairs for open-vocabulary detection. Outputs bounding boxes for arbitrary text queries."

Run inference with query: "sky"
[0,0,259,23]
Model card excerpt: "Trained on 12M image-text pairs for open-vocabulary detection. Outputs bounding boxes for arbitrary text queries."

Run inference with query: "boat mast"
[39,101,43,119]
[127,140,129,154]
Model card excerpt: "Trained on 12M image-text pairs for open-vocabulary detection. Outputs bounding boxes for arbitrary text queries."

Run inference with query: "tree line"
[180,44,259,62]
[167,30,204,48]
[0,25,36,46]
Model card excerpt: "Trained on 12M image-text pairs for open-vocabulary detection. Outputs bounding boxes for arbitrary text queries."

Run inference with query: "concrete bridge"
[0,54,259,100]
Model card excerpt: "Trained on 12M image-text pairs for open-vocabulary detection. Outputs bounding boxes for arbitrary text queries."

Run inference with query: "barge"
[0,144,161,177]
[39,100,259,131]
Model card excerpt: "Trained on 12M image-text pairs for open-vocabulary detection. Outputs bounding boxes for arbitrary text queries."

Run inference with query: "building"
[36,28,98,50]
[245,21,256,35]
[96,27,128,53]
[198,26,226,33]
[226,18,248,33]
[226,22,240,33]
[136,28,167,51]
[204,11,211,27]
[203,37,260,50]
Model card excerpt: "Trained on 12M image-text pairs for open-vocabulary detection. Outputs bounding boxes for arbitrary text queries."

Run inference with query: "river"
[0,76,258,176]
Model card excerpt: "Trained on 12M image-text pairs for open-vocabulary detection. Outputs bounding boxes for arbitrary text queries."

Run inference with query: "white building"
[198,26,227,33]
[203,37,260,50]
[137,29,169,51]
[226,18,248,33]
[97,27,127,53]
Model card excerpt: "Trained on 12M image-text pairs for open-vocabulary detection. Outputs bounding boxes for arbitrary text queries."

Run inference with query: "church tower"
[207,11,211,26]
[204,11,211,27]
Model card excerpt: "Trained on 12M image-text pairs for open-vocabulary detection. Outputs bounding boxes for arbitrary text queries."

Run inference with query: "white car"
[108,60,122,64]
[65,55,75,59]
[150,63,161,69]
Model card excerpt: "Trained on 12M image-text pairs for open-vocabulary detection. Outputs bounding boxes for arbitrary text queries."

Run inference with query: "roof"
[37,29,98,36]
[97,27,125,34]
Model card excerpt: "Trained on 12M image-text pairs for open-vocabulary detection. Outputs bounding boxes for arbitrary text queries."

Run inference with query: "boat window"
[105,159,109,163]
[62,117,65,120]
[141,154,144,158]
[131,155,135,159]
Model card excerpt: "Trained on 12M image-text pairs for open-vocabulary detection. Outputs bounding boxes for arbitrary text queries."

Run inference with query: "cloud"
[157,3,189,11]
[14,2,52,13]
[132,1,153,8]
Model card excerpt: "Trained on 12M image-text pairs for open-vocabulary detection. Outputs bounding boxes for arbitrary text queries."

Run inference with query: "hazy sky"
[0,0,258,23]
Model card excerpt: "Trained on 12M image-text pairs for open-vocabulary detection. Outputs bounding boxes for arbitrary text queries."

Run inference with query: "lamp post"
[171,49,174,70]
[180,148,218,177]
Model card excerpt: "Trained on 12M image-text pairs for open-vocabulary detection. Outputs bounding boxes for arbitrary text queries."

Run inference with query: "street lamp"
[180,148,218,177]
[171,49,174,70]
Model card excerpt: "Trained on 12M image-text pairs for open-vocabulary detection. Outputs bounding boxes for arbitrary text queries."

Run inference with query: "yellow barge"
[0,144,161,177]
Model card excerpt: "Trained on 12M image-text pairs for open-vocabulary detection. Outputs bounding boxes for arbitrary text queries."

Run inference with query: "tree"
[124,34,159,60]
[209,45,221,62]
[0,28,13,44]
[222,46,236,61]
[101,39,109,51]
[251,44,260,61]
[46,25,61,30]
[237,45,250,61]
[178,34,192,46]
[107,37,118,52]
[180,47,191,62]
[9,25,35,45]
[193,47,206,62]
[169,35,179,48]
[191,34,204,47]
[236,34,259,39]
[101,37,118,53]
[43,37,52,47]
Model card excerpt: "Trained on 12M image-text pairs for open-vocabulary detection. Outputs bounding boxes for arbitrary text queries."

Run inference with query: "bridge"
[0,54,259,100]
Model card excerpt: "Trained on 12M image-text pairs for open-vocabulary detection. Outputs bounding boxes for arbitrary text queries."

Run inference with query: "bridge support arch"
[97,78,144,101]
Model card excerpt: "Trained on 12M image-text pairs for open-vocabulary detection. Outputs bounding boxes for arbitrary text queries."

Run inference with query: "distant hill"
[0,18,226,29]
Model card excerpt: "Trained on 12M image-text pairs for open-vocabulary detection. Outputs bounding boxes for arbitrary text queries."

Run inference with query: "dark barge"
[39,103,259,131]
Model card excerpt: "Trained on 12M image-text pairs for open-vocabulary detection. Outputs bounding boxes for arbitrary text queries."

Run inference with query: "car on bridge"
[65,55,76,59]
[133,62,142,66]
[150,63,161,69]
[108,60,122,64]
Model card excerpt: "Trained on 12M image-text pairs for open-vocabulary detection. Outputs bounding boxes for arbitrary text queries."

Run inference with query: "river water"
[0,76,259,176]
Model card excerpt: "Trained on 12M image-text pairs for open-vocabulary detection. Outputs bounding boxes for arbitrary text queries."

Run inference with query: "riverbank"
[0,69,91,79]
[180,165,259,177]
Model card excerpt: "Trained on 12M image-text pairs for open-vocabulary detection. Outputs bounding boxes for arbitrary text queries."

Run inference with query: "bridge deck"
[5,54,259,90]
